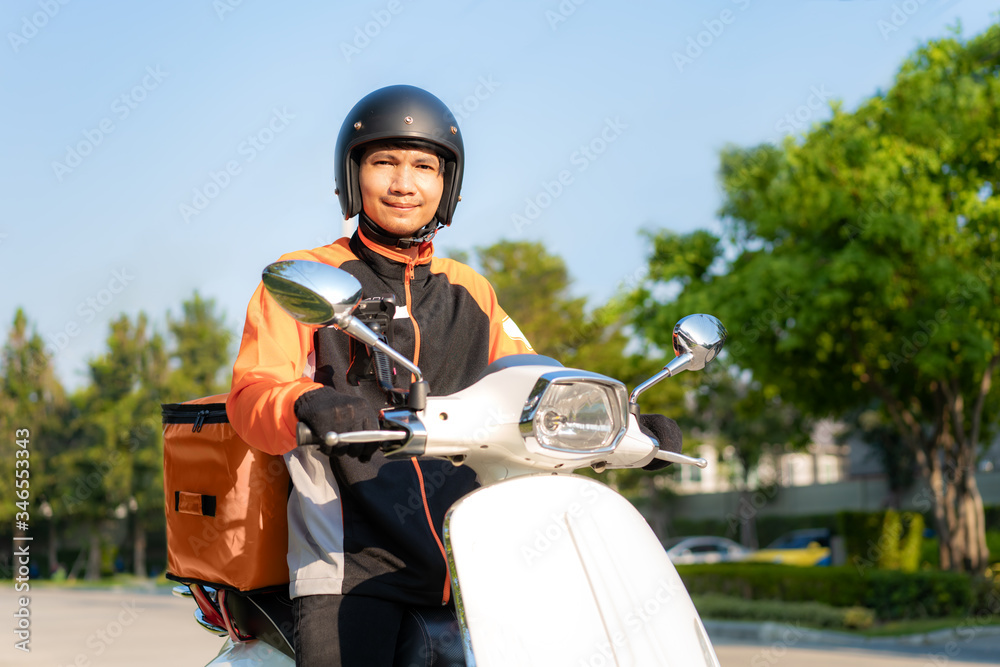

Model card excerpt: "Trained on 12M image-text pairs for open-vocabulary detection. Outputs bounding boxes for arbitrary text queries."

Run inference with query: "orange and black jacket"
[227,228,534,605]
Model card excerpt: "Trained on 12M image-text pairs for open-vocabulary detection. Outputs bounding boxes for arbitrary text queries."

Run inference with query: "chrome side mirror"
[262,260,424,383]
[629,314,727,408]
[262,260,363,327]
[664,314,727,375]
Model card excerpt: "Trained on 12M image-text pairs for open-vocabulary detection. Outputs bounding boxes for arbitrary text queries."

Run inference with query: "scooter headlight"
[520,372,628,454]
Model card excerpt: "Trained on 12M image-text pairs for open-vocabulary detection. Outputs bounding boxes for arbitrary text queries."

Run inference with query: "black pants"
[293,594,405,667]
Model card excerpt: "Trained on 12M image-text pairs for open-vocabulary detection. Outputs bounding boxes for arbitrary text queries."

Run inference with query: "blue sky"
[2,0,997,389]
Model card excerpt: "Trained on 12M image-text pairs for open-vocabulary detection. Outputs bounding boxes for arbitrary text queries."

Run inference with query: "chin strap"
[358,213,445,249]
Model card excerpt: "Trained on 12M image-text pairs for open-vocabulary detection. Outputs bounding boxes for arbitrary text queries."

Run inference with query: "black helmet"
[335,85,464,247]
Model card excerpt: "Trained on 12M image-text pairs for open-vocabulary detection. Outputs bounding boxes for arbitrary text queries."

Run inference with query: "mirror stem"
[628,351,693,408]
[338,314,424,382]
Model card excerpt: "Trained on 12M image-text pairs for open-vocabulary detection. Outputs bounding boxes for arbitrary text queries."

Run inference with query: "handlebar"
[296,421,409,448]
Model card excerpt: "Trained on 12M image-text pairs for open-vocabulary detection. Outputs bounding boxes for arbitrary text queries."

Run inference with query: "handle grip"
[296,422,410,448]
[297,421,322,446]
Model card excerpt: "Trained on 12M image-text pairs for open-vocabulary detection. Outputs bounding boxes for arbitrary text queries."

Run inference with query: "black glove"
[638,413,682,471]
[294,387,381,462]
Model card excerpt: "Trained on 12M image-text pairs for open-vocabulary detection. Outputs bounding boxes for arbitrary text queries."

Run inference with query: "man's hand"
[637,413,682,471]
[294,387,381,462]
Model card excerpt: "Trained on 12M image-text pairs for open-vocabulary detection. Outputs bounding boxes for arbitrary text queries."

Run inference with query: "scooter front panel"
[445,474,720,667]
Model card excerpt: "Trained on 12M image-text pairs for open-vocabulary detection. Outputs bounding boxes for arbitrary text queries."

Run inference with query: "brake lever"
[654,449,708,468]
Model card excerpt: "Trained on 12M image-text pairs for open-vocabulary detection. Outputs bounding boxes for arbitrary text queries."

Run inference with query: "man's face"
[358,145,444,237]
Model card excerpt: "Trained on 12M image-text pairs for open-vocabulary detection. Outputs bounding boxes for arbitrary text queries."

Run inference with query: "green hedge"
[837,509,924,572]
[676,563,987,621]
[986,506,1000,532]
[691,594,875,630]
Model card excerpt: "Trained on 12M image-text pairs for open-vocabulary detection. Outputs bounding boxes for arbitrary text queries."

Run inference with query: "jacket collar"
[349,226,435,281]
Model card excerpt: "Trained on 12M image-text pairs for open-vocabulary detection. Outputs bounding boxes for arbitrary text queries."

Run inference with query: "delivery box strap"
[175,491,217,517]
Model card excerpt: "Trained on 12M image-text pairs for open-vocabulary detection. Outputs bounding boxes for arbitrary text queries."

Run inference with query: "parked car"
[743,528,832,566]
[663,536,751,565]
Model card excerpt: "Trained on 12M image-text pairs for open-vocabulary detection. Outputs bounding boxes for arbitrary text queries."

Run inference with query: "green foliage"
[477,240,588,362]
[899,513,925,573]
[838,511,884,569]
[838,510,924,573]
[691,594,874,630]
[877,511,903,570]
[987,506,1000,532]
[166,292,233,399]
[634,22,1000,572]
[677,563,981,620]
[0,309,65,524]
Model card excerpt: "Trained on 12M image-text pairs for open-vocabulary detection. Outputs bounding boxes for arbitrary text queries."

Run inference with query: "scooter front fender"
[444,474,720,667]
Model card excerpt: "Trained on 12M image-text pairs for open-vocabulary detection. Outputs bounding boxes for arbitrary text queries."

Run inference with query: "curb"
[704,619,1000,649]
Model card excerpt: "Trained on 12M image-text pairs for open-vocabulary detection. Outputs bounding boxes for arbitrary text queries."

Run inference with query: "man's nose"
[389,166,416,194]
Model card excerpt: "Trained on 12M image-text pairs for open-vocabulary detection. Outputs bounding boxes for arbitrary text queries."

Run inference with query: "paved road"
[6,587,226,666]
[713,639,1000,666]
[6,588,1000,666]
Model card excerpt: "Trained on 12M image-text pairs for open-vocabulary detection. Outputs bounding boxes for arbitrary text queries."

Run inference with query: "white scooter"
[182,259,726,667]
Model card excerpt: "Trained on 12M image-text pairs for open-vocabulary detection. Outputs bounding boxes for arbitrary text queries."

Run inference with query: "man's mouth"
[383,200,418,210]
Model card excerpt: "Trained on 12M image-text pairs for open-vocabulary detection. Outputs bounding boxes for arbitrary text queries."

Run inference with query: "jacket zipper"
[403,258,449,604]
[404,261,420,376]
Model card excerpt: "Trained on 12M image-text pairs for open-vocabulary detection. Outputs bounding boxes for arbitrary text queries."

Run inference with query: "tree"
[167,291,233,400]
[632,24,1000,572]
[0,309,65,574]
[62,313,169,579]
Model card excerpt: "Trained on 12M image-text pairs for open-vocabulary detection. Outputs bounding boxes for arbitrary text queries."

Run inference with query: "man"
[227,85,677,666]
